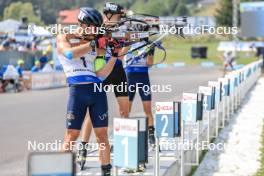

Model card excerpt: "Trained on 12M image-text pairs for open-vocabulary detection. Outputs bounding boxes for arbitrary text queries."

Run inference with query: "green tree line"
[2,0,258,26]
[0,0,200,24]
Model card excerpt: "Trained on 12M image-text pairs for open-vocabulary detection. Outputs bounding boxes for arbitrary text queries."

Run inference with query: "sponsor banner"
[113,118,138,137]
[31,72,66,90]
[155,102,174,114]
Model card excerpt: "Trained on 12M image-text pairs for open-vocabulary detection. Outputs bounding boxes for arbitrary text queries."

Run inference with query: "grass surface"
[154,37,259,65]
[255,120,264,176]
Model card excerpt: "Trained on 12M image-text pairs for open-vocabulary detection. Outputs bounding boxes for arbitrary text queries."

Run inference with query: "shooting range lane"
[0,67,222,176]
[194,78,264,176]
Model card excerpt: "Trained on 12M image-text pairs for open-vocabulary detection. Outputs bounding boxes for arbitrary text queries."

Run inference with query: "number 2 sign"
[155,102,176,138]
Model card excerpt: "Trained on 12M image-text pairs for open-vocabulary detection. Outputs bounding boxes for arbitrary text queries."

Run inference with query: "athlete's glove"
[96,36,109,49]
[107,38,121,57]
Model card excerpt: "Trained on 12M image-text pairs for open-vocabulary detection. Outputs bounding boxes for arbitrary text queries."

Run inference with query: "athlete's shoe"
[124,164,146,173]
[148,127,156,145]
[101,164,112,176]
[78,142,88,170]
[78,148,87,170]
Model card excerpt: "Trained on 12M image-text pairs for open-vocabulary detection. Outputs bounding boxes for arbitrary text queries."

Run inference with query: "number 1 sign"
[113,118,139,169]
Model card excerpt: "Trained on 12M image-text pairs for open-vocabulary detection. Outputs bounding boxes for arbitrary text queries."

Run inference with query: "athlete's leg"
[81,114,93,142]
[116,96,129,117]
[142,101,154,126]
[128,100,133,113]
[63,85,88,151]
[79,113,93,169]
[63,129,80,151]
[89,90,111,174]
[113,64,129,118]
[142,100,155,145]
[126,73,136,113]
[93,127,110,165]
[137,73,156,144]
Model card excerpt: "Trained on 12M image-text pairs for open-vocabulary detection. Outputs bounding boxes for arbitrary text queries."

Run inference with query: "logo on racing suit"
[99,112,108,121]
[66,112,75,121]
[143,88,151,96]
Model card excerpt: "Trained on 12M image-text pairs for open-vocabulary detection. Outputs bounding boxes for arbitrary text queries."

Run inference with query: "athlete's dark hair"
[78,7,103,27]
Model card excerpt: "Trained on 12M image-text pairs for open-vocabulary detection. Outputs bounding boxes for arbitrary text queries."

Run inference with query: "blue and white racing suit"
[124,41,151,101]
[58,51,108,130]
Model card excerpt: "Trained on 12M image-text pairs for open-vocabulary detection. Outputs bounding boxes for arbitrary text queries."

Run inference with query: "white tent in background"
[0,19,21,33]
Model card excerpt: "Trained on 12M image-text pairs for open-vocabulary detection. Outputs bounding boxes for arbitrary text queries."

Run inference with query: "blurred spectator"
[219,51,235,70]
[16,59,25,78]
[1,64,20,92]
[55,64,63,71]
[18,45,27,52]
[0,38,16,51]
[0,64,3,78]
[39,51,48,69]
[31,60,41,72]
[31,41,37,51]
[15,59,30,90]
[49,60,54,68]
[46,44,52,53]
[0,65,4,93]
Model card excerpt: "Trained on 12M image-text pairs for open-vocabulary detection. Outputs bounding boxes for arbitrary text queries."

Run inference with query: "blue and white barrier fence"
[112,59,262,176]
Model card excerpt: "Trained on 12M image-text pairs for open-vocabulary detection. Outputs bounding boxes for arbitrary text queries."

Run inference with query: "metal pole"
[222,96,226,127]
[155,137,160,176]
[180,121,185,176]
[207,111,211,143]
[196,121,200,165]
[113,166,118,176]
[231,93,234,115]
[233,0,239,57]
[226,96,230,121]
[215,103,219,136]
